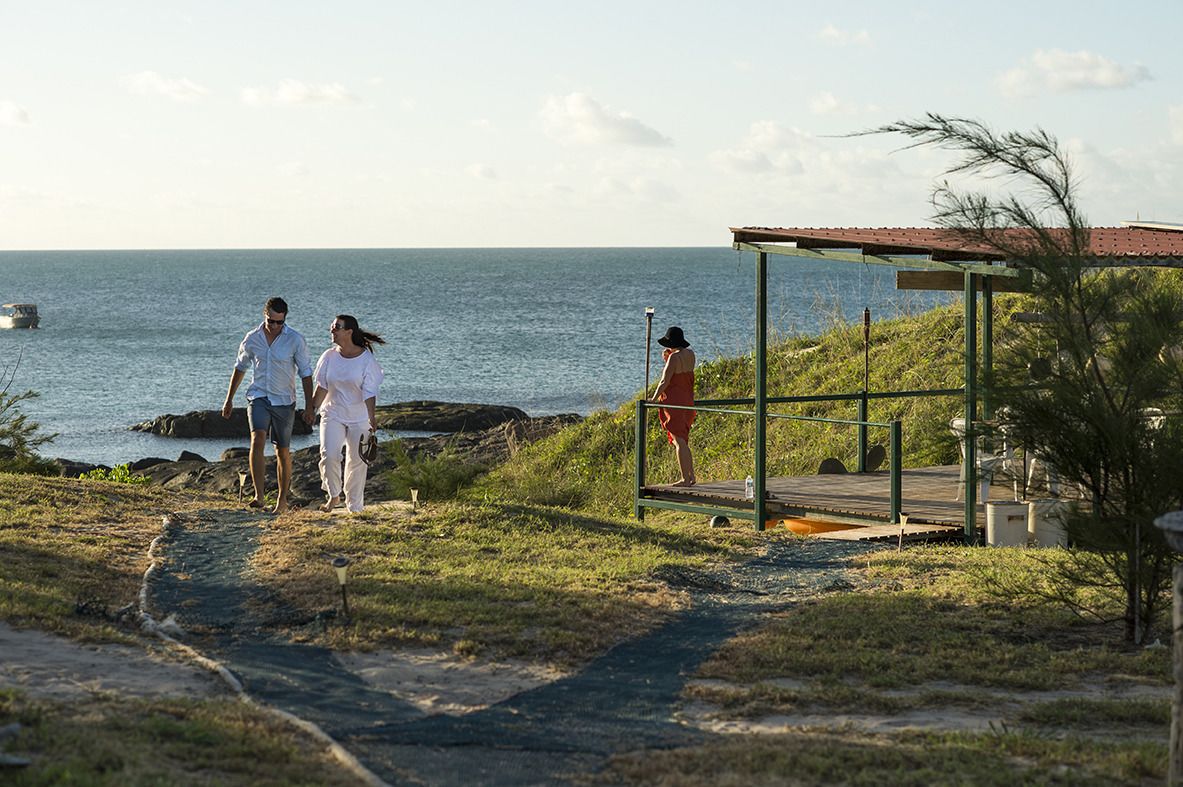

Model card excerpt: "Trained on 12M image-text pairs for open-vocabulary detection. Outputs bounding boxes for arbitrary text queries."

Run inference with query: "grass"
[0,689,364,786]
[592,730,1165,786]
[249,500,761,664]
[697,546,1168,691]
[1018,697,1170,728]
[660,544,1170,784]
[0,473,227,642]
[479,297,1028,516]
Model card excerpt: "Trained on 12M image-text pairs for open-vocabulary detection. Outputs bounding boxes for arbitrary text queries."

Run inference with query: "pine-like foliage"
[873,114,1183,643]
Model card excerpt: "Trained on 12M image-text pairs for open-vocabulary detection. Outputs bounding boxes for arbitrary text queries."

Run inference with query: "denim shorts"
[247,399,296,448]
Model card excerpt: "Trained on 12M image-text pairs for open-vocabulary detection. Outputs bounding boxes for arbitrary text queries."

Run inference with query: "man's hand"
[221,401,233,419]
[302,407,316,425]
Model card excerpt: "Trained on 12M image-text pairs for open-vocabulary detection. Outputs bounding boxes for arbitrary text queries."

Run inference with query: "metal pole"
[964,272,978,544]
[635,402,646,520]
[890,420,902,524]
[859,308,870,472]
[982,279,993,421]
[754,251,768,531]
[644,307,655,395]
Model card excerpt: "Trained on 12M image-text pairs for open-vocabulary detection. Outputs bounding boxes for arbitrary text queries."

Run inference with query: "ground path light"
[1153,510,1183,784]
[331,556,351,619]
[237,470,249,502]
[410,488,419,514]
[897,512,909,552]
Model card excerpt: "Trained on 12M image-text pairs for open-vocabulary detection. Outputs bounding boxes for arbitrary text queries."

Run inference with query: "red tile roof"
[730,225,1183,263]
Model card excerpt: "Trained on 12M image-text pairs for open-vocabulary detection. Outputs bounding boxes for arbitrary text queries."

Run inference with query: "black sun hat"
[657,326,689,348]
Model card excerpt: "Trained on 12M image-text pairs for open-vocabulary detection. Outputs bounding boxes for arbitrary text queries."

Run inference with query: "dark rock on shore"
[130,408,313,438]
[398,414,583,467]
[373,401,529,433]
[129,457,170,472]
[53,458,110,478]
[133,401,527,438]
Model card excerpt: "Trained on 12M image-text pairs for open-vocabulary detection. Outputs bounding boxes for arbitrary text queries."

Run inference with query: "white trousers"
[319,418,370,512]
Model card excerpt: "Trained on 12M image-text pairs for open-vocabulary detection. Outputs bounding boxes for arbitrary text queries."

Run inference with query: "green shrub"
[0,452,59,476]
[385,442,487,503]
[80,464,150,485]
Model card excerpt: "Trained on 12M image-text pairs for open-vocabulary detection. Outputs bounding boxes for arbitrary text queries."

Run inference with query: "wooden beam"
[733,241,1024,278]
[896,270,1030,292]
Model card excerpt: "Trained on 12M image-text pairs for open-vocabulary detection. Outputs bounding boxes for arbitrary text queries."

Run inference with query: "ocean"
[0,248,953,466]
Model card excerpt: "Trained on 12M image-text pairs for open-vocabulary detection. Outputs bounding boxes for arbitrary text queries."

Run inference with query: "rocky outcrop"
[373,401,529,433]
[398,414,583,467]
[130,408,313,438]
[133,402,527,438]
[53,459,109,478]
[128,413,583,507]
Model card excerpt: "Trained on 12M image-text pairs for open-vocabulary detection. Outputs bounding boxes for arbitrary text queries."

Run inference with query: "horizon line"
[0,244,733,253]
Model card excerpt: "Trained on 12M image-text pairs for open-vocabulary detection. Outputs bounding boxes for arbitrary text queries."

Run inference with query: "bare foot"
[246,498,264,509]
[272,499,289,514]
[672,479,696,487]
[319,497,340,513]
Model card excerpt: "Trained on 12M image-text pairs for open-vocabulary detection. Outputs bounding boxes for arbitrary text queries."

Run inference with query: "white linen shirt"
[314,347,384,424]
[234,323,313,406]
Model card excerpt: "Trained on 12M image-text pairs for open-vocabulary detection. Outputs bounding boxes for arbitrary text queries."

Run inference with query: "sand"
[1,621,565,715]
[336,648,568,715]
[0,622,224,701]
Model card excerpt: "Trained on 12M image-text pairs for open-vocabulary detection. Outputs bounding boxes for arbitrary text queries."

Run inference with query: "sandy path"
[0,622,225,700]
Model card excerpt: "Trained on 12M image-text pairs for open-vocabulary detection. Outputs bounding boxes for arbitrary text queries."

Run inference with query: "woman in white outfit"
[310,314,385,513]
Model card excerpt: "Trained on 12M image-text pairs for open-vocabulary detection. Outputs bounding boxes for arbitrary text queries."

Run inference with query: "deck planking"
[642,464,1021,540]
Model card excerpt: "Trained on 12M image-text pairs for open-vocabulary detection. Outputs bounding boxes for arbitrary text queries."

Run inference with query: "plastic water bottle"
[744,475,754,500]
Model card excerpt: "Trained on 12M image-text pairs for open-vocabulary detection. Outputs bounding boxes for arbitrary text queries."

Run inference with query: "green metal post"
[634,401,646,520]
[982,276,994,421]
[890,419,902,523]
[964,272,978,543]
[859,307,870,472]
[754,251,768,531]
[857,397,868,472]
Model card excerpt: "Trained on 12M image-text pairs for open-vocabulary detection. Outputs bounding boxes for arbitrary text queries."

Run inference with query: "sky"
[1,0,1180,249]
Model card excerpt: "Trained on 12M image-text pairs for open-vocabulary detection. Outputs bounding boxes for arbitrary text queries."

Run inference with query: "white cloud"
[122,71,209,102]
[997,49,1151,98]
[818,24,870,46]
[470,118,493,130]
[710,121,810,176]
[540,92,672,147]
[1170,106,1183,145]
[240,79,359,106]
[1062,137,1183,223]
[593,176,676,202]
[0,100,31,126]
[467,163,497,180]
[808,92,878,116]
[278,161,309,177]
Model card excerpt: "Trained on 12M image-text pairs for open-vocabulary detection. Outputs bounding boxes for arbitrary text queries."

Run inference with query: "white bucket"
[986,502,1029,547]
[1028,499,1069,547]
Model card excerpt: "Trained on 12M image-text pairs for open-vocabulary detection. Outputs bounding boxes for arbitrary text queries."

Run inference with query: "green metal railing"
[635,387,963,530]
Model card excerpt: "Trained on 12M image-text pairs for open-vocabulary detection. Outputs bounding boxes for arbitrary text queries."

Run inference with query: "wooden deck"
[641,464,1015,542]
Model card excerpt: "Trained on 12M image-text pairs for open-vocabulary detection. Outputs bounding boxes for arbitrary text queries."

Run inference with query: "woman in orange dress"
[650,326,696,486]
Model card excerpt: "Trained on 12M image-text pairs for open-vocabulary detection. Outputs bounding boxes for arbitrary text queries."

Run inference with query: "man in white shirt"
[221,296,313,513]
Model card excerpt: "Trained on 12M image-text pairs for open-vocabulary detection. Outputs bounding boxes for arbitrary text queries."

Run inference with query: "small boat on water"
[0,304,39,329]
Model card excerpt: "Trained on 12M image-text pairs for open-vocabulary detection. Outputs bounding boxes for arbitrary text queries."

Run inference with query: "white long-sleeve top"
[313,347,384,424]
